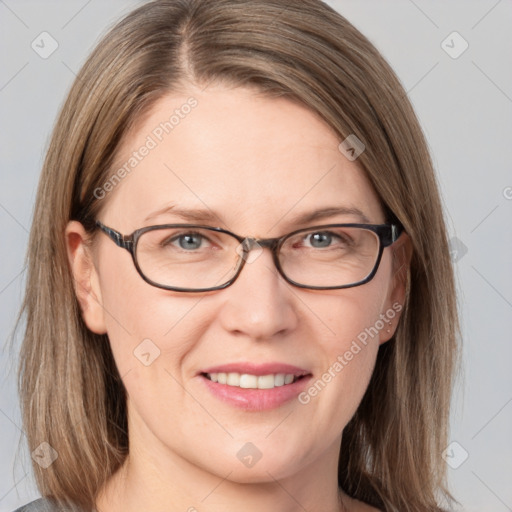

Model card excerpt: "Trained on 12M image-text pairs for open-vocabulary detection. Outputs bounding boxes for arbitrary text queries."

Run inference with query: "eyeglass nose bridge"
[239,236,281,257]
[233,236,286,287]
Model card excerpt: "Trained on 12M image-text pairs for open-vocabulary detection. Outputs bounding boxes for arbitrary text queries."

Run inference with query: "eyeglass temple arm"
[389,223,404,245]
[96,221,134,251]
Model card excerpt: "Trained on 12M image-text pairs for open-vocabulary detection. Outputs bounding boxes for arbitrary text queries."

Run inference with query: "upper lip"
[199,362,311,377]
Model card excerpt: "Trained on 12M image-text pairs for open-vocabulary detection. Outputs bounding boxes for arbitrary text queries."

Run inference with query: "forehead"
[104,86,385,235]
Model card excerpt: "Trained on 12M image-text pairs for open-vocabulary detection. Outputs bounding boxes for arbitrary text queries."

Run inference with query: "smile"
[203,372,306,389]
[198,362,312,410]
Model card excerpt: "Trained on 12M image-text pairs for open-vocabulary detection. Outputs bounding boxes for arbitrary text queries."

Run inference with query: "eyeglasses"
[95,221,404,292]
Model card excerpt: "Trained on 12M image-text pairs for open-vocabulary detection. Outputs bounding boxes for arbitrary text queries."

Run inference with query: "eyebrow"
[144,204,373,227]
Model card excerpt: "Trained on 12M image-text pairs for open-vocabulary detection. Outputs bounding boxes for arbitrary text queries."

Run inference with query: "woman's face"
[68,85,408,486]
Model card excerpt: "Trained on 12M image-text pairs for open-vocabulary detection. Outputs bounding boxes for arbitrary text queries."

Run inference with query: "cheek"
[302,255,393,419]
[320,255,392,349]
[95,247,201,377]
[294,308,379,451]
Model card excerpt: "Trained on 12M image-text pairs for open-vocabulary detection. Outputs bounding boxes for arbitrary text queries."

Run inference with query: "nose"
[216,245,298,340]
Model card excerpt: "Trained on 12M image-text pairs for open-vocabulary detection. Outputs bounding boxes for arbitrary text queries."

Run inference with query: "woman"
[14,0,460,511]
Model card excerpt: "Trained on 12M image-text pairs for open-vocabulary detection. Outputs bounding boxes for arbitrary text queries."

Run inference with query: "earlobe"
[379,232,413,344]
[65,221,107,334]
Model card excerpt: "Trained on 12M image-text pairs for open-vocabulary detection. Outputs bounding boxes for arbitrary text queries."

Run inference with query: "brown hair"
[14,1,460,510]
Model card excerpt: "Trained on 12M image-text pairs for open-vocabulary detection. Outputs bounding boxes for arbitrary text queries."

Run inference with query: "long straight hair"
[15,1,460,510]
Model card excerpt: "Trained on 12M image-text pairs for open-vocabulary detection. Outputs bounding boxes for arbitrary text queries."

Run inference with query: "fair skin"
[66,85,411,512]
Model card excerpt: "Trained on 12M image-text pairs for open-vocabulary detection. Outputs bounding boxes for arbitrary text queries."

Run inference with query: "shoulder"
[13,499,58,512]
[12,498,89,512]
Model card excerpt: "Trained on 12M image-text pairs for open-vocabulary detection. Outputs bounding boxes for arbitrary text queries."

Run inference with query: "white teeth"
[274,373,285,387]
[227,373,240,386]
[258,374,275,389]
[240,374,258,388]
[205,372,302,389]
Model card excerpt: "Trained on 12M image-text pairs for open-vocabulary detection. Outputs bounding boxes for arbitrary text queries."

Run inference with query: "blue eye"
[173,233,205,251]
[159,231,212,251]
[308,232,333,248]
[300,231,351,249]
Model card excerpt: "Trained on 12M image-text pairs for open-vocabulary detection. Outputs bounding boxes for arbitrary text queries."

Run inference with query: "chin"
[210,448,309,483]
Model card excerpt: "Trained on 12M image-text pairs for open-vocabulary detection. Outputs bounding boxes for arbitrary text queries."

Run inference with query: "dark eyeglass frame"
[95,220,404,292]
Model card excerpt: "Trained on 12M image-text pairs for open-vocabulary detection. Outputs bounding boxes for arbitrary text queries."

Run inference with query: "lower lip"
[199,374,312,411]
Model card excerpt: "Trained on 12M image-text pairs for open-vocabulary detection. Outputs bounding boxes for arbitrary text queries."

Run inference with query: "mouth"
[198,367,313,411]
[200,371,310,390]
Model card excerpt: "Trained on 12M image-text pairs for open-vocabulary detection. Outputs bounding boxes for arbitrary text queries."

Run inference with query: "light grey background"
[1,1,511,511]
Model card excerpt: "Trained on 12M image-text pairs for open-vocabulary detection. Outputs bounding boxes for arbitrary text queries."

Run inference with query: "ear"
[65,221,107,334]
[379,231,413,344]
